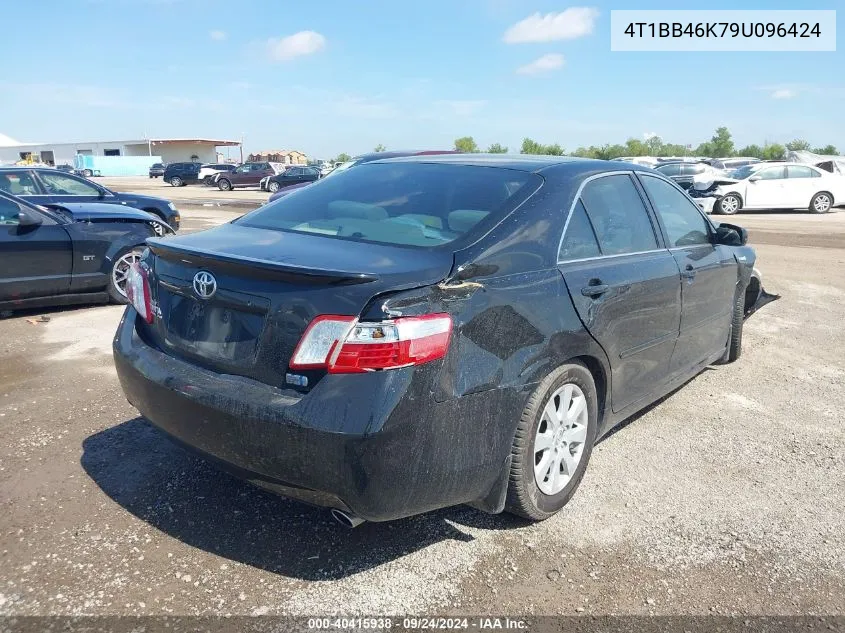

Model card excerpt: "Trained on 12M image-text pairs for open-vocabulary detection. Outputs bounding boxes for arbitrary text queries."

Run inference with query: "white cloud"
[516,53,565,75]
[266,31,326,62]
[771,88,797,100]
[643,131,659,140]
[209,30,227,41]
[504,7,599,44]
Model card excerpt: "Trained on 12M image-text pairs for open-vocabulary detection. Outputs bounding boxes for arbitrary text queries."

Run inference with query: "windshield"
[236,162,541,248]
[728,165,759,180]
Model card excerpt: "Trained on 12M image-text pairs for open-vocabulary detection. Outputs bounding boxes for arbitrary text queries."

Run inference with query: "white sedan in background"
[714,162,845,215]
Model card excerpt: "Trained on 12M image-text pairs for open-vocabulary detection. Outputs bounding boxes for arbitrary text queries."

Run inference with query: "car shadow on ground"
[81,417,527,581]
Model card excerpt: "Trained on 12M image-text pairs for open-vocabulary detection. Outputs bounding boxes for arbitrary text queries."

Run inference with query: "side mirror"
[748,175,761,183]
[17,211,43,228]
[714,223,747,246]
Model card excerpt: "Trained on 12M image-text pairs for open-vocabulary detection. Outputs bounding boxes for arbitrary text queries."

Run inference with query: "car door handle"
[581,282,609,297]
[682,264,696,280]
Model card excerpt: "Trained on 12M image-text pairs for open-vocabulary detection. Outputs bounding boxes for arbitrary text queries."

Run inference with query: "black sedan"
[114,156,771,526]
[0,189,173,312]
[264,166,321,193]
[0,167,180,230]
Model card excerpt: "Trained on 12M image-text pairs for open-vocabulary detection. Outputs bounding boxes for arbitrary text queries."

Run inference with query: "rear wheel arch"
[810,190,833,213]
[570,354,608,427]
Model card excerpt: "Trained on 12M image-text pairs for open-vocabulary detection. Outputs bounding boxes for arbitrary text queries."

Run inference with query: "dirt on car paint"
[0,206,844,618]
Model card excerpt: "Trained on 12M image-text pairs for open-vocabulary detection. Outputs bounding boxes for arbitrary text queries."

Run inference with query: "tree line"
[335,129,838,163]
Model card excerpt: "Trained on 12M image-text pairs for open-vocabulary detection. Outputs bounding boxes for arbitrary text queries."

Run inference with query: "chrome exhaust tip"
[330,509,365,528]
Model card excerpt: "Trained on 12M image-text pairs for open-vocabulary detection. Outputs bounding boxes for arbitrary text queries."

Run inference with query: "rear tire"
[169,176,183,187]
[810,192,832,214]
[505,362,598,521]
[108,246,145,304]
[218,178,232,191]
[83,169,93,178]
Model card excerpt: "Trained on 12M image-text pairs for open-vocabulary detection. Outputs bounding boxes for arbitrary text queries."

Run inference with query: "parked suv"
[198,163,236,185]
[163,162,202,187]
[0,167,180,229]
[216,162,277,190]
[149,163,166,179]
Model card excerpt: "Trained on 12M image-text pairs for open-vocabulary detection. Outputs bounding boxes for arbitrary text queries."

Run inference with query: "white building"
[0,136,242,170]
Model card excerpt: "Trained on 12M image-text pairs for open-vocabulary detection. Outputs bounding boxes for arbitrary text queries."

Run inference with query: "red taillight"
[125,262,153,324]
[289,314,452,374]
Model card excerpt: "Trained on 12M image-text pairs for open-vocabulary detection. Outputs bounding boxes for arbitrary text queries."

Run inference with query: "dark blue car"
[0,189,174,312]
[0,167,180,230]
[114,155,771,526]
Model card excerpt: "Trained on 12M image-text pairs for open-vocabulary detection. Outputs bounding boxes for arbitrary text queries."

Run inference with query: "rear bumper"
[112,309,510,521]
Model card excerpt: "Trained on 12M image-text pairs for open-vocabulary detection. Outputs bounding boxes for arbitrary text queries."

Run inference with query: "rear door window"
[0,171,40,195]
[786,165,818,179]
[237,162,542,248]
[579,174,658,256]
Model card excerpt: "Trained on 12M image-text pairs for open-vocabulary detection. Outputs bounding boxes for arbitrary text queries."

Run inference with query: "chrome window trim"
[556,248,668,267]
[555,170,662,264]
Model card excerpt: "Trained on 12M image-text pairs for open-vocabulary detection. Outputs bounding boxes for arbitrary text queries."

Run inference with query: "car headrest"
[448,209,489,233]
[326,200,388,221]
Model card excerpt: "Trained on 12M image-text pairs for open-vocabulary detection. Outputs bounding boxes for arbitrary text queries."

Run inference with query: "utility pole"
[240,134,244,164]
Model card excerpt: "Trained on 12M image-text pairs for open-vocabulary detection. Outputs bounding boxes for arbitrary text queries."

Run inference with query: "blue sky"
[1,0,842,158]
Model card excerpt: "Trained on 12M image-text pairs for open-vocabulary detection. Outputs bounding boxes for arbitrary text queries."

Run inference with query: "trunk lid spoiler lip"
[146,239,379,285]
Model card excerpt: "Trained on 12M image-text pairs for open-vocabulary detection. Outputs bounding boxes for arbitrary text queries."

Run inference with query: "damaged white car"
[690,162,845,215]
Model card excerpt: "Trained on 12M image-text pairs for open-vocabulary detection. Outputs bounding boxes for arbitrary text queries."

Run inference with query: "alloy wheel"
[533,383,589,496]
[112,250,142,298]
[269,181,281,193]
[720,195,740,214]
[814,194,831,213]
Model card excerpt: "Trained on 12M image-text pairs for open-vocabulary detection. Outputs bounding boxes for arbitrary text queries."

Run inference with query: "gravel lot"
[1,201,843,618]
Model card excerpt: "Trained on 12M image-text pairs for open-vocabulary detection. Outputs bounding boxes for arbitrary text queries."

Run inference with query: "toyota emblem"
[192,271,217,299]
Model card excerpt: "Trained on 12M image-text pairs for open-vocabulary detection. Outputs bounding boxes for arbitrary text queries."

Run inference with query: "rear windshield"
[236,162,542,248]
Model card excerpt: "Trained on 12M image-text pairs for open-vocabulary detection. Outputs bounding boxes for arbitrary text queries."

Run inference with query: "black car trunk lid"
[141,224,454,387]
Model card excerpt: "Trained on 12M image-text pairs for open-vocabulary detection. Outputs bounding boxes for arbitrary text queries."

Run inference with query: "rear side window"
[579,175,658,256]
[0,172,39,195]
[558,200,600,261]
[237,163,541,248]
[787,165,818,178]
